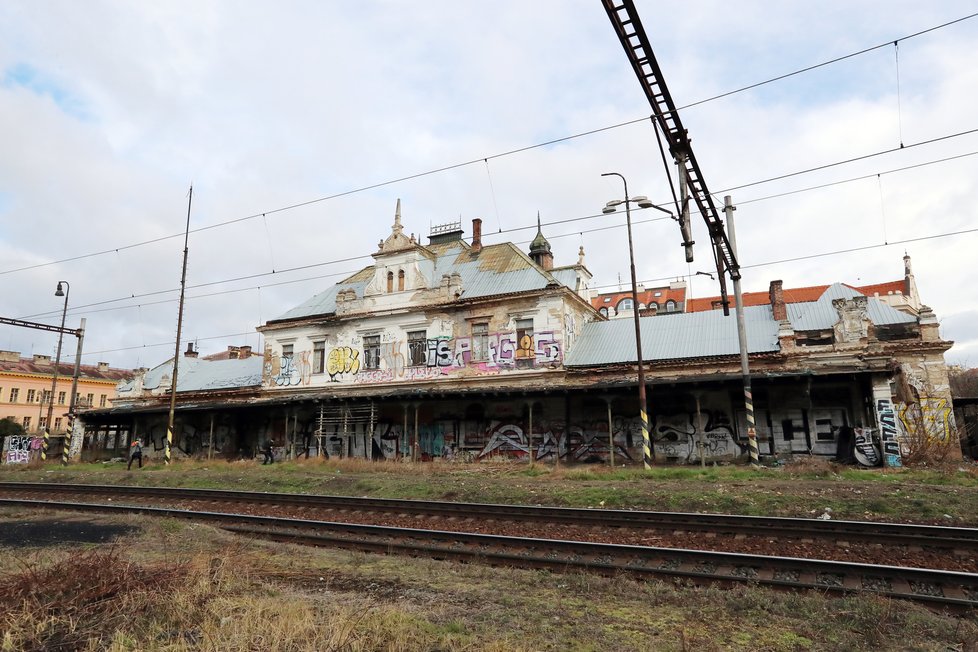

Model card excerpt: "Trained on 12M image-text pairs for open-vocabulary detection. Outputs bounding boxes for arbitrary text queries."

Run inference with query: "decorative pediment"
[377,198,416,253]
[832,296,871,343]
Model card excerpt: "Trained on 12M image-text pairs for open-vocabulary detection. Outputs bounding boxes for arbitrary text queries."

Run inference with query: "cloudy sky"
[2,1,977,371]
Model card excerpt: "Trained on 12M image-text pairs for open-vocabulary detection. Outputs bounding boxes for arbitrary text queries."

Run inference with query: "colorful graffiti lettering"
[4,435,39,464]
[652,411,741,462]
[876,398,902,467]
[327,347,361,381]
[898,397,953,443]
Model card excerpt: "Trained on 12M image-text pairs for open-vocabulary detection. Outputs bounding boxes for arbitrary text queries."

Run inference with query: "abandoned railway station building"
[75,201,959,466]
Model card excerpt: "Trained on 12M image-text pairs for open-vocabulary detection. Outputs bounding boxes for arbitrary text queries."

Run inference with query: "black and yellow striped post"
[61,414,72,466]
[640,405,652,469]
[744,382,760,466]
[165,426,173,465]
[41,427,49,461]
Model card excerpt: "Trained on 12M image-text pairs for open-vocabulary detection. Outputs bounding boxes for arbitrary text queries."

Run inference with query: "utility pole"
[63,318,85,465]
[166,186,193,465]
[725,196,759,466]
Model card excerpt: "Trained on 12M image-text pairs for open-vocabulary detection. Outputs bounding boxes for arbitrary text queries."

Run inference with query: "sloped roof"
[591,285,687,312]
[564,305,780,367]
[117,355,263,394]
[787,283,916,331]
[567,283,918,367]
[686,280,906,312]
[273,240,565,322]
[0,356,132,381]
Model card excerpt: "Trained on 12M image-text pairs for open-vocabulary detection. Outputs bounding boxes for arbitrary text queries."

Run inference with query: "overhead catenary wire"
[3,11,975,279]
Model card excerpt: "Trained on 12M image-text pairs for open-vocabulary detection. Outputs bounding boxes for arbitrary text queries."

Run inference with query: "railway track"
[2,496,977,610]
[1,481,975,550]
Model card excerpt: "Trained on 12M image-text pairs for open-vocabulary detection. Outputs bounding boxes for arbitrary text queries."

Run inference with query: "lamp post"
[43,280,69,462]
[601,173,672,469]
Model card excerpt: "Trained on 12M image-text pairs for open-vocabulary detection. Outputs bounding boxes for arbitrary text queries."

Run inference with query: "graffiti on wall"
[652,411,742,462]
[898,398,953,443]
[4,435,41,464]
[272,352,313,386]
[853,427,881,466]
[347,330,562,384]
[326,347,361,382]
[876,398,902,467]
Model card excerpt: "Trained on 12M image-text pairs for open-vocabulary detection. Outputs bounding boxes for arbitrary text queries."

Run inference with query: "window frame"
[407,330,427,367]
[471,322,489,362]
[312,341,326,374]
[363,335,381,370]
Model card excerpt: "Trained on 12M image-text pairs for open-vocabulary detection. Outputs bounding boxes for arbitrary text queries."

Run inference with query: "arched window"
[616,298,634,313]
[398,269,405,291]
[665,300,676,312]
[649,301,658,311]
[599,307,609,318]
[386,271,394,293]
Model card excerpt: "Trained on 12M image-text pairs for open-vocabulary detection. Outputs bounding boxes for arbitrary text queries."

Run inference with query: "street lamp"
[43,280,69,461]
[601,173,672,470]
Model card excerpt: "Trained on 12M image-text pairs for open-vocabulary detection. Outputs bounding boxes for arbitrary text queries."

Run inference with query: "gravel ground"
[4,492,974,572]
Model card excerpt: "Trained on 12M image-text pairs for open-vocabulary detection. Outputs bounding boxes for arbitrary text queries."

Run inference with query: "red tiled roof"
[591,285,687,312]
[0,357,133,381]
[686,280,906,312]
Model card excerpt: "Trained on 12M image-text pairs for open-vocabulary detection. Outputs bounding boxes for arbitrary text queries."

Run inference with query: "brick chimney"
[769,280,787,321]
[97,362,110,372]
[184,342,198,358]
[238,345,252,359]
[471,218,482,253]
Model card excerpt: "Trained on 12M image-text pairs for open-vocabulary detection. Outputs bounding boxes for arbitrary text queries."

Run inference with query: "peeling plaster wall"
[263,293,594,389]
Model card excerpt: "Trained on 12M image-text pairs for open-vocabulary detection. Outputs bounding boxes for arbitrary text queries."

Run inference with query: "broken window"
[471,322,489,361]
[313,341,325,374]
[363,335,381,370]
[408,330,426,366]
[282,343,294,359]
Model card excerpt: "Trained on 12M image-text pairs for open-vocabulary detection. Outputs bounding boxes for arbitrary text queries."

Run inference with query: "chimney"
[33,354,51,364]
[238,345,252,359]
[769,280,787,321]
[0,351,20,363]
[471,218,482,253]
[97,362,109,372]
[227,346,240,359]
[185,342,198,358]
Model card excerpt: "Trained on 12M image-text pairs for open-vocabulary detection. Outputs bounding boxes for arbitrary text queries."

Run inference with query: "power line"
[4,11,974,279]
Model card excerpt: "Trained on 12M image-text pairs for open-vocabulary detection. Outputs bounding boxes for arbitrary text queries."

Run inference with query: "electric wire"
[3,11,974,279]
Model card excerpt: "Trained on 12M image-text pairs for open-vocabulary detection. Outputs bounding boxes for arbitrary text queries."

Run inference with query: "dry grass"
[1,511,977,651]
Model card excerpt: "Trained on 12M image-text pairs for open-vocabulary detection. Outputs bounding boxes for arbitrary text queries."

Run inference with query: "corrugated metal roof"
[118,356,263,394]
[274,241,561,321]
[564,305,779,367]
[788,283,916,331]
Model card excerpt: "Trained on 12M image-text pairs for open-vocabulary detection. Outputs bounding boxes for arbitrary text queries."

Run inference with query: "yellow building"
[0,351,132,459]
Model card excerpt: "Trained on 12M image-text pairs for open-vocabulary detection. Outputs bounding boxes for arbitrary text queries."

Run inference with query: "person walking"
[128,439,143,470]
[261,438,274,465]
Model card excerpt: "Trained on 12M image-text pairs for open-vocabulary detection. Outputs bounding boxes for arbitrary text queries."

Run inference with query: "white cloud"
[0,0,976,368]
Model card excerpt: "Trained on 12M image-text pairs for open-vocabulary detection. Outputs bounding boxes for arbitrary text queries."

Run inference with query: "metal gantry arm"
[601,0,740,314]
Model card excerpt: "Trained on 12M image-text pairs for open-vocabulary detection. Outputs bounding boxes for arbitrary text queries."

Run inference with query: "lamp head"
[602,206,617,214]
[55,282,65,297]
[635,198,655,209]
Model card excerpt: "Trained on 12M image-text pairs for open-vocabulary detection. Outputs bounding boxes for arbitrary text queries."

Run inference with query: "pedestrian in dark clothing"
[128,439,143,470]
[261,439,274,465]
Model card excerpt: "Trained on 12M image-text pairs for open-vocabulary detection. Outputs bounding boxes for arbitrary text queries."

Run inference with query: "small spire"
[578,245,586,266]
[392,198,403,235]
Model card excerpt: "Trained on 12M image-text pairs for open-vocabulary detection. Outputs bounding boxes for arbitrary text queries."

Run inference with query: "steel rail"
[0,481,974,550]
[2,497,976,609]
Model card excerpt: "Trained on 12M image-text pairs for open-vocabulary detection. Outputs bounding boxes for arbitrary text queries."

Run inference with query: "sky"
[1,1,977,371]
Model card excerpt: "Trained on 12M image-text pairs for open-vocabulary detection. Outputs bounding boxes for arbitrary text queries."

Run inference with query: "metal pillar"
[725,196,759,466]
[606,398,615,468]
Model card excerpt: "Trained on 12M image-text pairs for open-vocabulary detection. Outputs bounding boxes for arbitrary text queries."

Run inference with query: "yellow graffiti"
[327,347,361,377]
[515,334,534,360]
[898,397,952,442]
